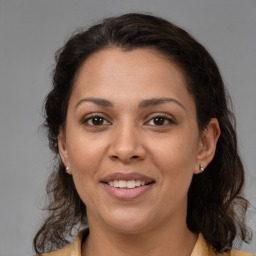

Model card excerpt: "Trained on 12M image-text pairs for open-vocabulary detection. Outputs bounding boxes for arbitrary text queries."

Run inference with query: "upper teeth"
[108,180,146,189]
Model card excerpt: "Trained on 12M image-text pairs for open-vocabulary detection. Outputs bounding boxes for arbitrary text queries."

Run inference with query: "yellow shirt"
[40,229,254,256]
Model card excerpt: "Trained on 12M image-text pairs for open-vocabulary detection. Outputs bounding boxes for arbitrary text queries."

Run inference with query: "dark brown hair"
[34,13,251,254]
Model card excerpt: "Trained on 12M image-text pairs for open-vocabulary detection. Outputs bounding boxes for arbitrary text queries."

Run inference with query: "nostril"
[110,154,140,162]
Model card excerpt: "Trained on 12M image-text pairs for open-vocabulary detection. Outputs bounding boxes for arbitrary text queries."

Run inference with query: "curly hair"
[33,13,251,254]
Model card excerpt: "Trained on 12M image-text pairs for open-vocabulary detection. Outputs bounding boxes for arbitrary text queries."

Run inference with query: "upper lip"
[101,172,155,183]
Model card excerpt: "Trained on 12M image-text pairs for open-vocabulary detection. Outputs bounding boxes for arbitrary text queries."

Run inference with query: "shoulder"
[37,228,88,256]
[220,250,254,256]
[192,233,254,256]
[39,244,73,256]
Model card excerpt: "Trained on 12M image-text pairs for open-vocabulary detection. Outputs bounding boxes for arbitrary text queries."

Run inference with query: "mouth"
[101,172,155,200]
[104,179,153,189]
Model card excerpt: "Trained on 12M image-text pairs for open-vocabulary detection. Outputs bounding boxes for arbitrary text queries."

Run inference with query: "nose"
[108,123,146,163]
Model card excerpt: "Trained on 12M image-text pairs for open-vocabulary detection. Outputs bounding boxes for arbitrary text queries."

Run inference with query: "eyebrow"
[75,97,185,110]
[138,97,185,110]
[75,97,114,109]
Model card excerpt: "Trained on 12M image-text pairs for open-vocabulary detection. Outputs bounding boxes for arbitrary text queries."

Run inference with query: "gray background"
[0,0,255,255]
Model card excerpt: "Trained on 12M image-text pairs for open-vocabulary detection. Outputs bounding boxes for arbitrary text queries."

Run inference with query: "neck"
[82,215,197,256]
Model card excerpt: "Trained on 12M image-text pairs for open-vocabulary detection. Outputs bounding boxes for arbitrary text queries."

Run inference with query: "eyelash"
[81,113,111,126]
[146,113,176,126]
[80,113,176,127]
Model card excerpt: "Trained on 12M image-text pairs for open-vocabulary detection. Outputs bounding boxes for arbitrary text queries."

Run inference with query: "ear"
[58,129,72,175]
[194,118,221,174]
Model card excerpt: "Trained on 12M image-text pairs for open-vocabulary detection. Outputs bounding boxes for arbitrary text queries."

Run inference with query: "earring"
[199,164,204,173]
[66,166,70,173]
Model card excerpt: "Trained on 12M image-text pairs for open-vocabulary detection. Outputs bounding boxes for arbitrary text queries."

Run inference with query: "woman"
[34,13,253,255]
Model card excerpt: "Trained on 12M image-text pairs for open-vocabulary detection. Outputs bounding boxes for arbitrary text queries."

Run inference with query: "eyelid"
[79,112,176,126]
[80,112,112,125]
[145,112,176,125]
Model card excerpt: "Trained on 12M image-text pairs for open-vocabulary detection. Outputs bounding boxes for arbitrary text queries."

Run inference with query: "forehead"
[71,47,194,110]
[75,47,186,85]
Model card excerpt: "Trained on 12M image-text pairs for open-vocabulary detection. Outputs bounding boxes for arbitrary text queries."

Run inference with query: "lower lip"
[102,183,154,200]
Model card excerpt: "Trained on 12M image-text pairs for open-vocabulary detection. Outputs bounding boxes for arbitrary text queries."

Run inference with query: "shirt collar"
[72,230,214,256]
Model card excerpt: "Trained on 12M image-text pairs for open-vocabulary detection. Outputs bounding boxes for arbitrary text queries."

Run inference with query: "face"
[59,48,207,233]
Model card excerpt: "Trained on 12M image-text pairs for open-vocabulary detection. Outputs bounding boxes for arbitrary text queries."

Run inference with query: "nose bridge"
[109,119,145,162]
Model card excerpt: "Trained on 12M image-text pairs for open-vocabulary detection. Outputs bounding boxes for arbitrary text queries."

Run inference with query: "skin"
[58,48,220,256]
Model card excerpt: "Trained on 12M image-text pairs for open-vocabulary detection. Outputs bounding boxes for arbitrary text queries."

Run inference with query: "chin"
[102,208,155,234]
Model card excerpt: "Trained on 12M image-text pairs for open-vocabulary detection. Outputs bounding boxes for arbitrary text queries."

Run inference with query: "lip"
[102,183,154,200]
[101,172,155,200]
[101,172,155,183]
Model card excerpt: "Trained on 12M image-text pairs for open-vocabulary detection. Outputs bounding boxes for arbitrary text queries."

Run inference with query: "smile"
[101,172,155,200]
[108,180,147,189]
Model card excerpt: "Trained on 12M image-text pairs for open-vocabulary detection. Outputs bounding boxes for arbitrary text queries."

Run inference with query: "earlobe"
[194,118,221,174]
[58,130,72,174]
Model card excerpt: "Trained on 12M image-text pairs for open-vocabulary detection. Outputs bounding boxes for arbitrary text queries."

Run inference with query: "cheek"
[150,128,199,187]
[67,132,108,181]
[154,133,198,168]
[67,136,107,206]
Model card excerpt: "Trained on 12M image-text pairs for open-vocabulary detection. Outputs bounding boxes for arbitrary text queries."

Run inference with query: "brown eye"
[85,116,110,126]
[148,116,174,126]
[91,117,104,125]
[153,117,166,125]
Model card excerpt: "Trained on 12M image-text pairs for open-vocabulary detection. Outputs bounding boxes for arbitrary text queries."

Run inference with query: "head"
[34,13,250,254]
